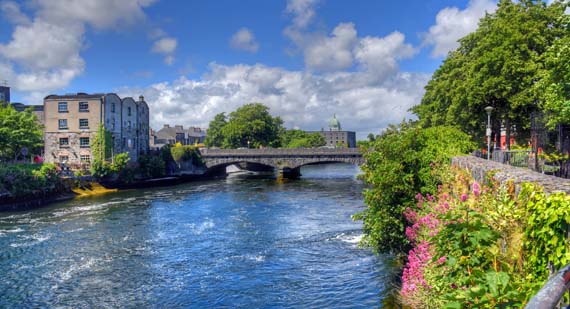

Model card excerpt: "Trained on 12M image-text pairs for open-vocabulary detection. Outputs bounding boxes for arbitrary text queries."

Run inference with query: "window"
[58,119,68,129]
[59,138,69,147]
[79,102,89,112]
[80,155,90,163]
[111,103,116,113]
[58,102,68,112]
[80,137,90,148]
[59,155,69,162]
[128,106,132,116]
[79,119,89,129]
[128,121,131,129]
[112,118,115,130]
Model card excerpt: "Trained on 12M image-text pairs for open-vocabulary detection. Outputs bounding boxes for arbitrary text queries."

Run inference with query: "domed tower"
[328,114,341,131]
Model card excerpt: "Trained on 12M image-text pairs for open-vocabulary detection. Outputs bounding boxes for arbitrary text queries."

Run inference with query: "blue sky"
[0,0,500,137]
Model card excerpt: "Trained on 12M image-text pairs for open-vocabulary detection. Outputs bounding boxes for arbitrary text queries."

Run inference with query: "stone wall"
[452,156,570,194]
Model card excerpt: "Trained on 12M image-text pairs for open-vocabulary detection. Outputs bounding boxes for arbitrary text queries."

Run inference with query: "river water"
[0,164,396,308]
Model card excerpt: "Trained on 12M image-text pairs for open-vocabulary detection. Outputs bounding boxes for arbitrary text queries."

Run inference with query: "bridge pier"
[278,167,301,180]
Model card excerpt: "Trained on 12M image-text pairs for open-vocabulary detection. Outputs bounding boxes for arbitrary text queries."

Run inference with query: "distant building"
[312,114,356,148]
[0,85,10,103]
[11,103,45,125]
[151,124,206,149]
[43,93,150,168]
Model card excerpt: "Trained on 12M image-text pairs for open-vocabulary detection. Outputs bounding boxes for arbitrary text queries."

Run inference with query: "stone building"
[151,124,206,149]
[312,114,356,148]
[43,93,150,168]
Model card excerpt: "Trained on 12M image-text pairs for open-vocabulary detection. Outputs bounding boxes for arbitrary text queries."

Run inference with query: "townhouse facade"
[43,93,150,168]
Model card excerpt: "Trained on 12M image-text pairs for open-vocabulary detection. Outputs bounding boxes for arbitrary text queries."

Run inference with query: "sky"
[0,0,502,138]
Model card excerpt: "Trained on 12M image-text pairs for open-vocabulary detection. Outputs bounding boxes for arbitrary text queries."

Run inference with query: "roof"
[44,93,105,100]
[155,125,206,140]
[328,114,341,130]
[11,103,44,112]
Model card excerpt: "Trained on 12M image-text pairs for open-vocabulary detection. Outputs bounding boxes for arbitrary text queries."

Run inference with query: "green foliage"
[413,0,568,144]
[281,129,326,148]
[111,152,130,172]
[0,103,43,161]
[521,184,570,283]
[221,103,284,148]
[138,155,166,178]
[541,24,570,127]
[204,113,227,147]
[90,160,113,179]
[0,163,62,199]
[359,123,474,253]
[400,166,570,307]
[170,144,203,167]
[90,124,113,165]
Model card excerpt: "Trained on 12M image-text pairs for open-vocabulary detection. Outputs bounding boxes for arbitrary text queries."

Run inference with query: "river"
[0,164,396,308]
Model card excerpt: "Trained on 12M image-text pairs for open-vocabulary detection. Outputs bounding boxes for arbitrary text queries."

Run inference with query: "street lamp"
[247,140,250,149]
[484,106,494,160]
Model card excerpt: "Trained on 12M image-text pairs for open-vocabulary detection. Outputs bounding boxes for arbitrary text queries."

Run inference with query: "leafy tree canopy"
[204,113,227,147]
[281,129,326,148]
[0,103,43,162]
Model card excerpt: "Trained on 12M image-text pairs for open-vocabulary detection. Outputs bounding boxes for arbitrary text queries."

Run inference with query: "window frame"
[79,137,90,148]
[58,119,68,130]
[59,137,69,147]
[79,118,89,129]
[79,102,89,112]
[58,102,68,113]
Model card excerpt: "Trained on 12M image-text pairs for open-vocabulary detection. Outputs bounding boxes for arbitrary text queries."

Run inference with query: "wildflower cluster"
[398,167,560,308]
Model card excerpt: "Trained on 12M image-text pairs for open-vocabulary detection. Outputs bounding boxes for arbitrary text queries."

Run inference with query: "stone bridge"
[200,148,364,178]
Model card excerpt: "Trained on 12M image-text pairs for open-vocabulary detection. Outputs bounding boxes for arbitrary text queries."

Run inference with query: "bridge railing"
[200,148,362,156]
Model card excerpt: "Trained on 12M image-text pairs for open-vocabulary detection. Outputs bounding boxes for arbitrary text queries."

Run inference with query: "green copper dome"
[328,114,341,131]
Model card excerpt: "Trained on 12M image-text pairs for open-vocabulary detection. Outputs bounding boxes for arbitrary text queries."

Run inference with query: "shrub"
[138,155,166,178]
[358,123,475,254]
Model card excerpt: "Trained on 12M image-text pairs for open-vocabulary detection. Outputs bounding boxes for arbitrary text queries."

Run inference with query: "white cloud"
[424,0,496,57]
[117,63,429,137]
[152,37,178,54]
[303,23,358,71]
[0,1,31,25]
[0,0,157,96]
[230,28,259,53]
[285,0,320,29]
[355,31,417,82]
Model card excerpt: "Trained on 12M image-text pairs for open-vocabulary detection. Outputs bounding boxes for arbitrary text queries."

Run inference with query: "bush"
[139,155,166,178]
[399,166,570,307]
[358,123,475,254]
[0,163,62,199]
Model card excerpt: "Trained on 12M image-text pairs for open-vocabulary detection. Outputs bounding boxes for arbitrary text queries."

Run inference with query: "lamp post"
[485,106,494,160]
[247,140,250,149]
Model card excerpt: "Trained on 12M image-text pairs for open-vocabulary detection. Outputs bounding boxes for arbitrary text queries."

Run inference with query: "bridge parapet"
[200,148,362,157]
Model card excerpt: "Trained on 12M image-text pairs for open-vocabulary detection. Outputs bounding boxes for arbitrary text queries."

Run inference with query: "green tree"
[358,123,474,253]
[221,103,284,148]
[281,129,326,148]
[414,0,568,148]
[90,125,114,177]
[0,103,43,161]
[205,113,227,147]
[541,13,570,127]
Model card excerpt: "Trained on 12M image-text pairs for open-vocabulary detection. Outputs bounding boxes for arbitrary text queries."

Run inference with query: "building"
[0,85,10,103]
[313,114,356,148]
[43,93,150,168]
[11,103,45,125]
[151,124,207,149]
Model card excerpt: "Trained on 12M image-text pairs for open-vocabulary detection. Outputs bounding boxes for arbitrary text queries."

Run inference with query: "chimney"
[164,124,170,128]
[139,95,144,102]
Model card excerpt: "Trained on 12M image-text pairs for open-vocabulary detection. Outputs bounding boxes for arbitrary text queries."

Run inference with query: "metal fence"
[491,149,531,168]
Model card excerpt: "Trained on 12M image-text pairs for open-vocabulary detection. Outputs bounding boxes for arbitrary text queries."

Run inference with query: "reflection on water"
[0,164,395,308]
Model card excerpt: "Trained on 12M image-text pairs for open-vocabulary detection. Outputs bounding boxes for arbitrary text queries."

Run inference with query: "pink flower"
[460,193,468,202]
[437,256,446,264]
[472,182,481,196]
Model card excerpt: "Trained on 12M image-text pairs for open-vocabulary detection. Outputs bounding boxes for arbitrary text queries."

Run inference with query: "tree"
[0,103,43,162]
[220,103,284,148]
[281,129,326,148]
[204,113,227,147]
[413,0,568,148]
[541,12,570,127]
[367,133,376,142]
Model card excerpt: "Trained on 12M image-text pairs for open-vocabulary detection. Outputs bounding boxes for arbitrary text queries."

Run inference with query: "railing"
[526,264,570,308]
[200,148,362,156]
[492,149,531,168]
